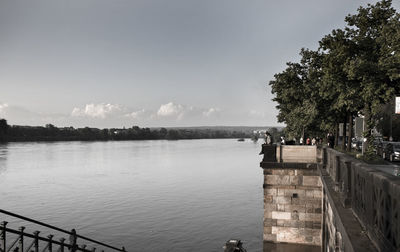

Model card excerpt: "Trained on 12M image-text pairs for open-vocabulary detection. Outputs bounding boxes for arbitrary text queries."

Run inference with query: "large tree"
[344,0,400,155]
[319,28,363,151]
[269,49,325,139]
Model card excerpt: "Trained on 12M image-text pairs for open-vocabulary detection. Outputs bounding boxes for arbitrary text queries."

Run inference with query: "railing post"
[69,229,77,252]
[59,238,65,252]
[1,221,7,252]
[48,235,53,252]
[122,246,126,252]
[18,227,25,252]
[33,231,40,252]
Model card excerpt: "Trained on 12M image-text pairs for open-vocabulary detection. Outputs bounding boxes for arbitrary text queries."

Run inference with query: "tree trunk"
[363,103,374,158]
[347,114,353,152]
[342,115,347,151]
[335,123,339,148]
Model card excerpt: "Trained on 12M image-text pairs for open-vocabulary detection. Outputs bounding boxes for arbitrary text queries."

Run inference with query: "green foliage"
[0,119,9,142]
[269,0,400,146]
[269,49,325,138]
[0,123,252,142]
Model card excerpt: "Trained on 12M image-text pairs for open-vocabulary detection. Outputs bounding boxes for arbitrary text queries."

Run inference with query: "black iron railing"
[0,209,126,252]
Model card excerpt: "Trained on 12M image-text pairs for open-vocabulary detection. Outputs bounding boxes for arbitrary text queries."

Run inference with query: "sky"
[1,0,398,128]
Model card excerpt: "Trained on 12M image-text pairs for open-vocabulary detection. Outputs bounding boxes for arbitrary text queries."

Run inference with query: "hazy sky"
[1,0,398,128]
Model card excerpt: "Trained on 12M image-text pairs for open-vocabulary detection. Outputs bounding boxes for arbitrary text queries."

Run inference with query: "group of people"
[299,137,319,146]
[263,131,333,146]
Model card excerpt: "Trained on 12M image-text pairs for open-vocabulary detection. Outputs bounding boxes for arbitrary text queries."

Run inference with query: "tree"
[344,0,400,156]
[0,119,8,141]
[319,28,363,151]
[269,49,325,139]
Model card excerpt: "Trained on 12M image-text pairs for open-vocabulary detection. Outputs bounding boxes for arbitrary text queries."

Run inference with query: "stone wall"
[279,145,317,163]
[263,165,322,246]
[260,145,400,251]
[322,147,400,252]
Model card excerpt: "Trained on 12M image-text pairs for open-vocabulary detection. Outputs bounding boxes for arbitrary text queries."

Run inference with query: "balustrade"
[0,210,126,252]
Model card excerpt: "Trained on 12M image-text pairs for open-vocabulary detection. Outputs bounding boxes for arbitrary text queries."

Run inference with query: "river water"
[0,139,263,251]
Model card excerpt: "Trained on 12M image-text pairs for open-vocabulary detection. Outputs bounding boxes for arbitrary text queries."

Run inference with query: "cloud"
[71,103,123,119]
[156,102,221,121]
[0,103,9,114]
[157,102,184,118]
[124,109,146,119]
[203,107,220,117]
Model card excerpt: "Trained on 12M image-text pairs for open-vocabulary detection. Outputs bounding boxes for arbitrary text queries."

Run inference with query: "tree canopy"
[269,0,400,153]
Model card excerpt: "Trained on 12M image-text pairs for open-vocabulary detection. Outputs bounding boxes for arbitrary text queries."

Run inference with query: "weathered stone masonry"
[263,164,322,245]
[261,144,400,252]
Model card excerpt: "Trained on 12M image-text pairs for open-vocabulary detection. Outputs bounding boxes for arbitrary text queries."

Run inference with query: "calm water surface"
[0,139,263,251]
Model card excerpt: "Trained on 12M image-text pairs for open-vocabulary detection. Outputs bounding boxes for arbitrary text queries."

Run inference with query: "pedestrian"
[311,138,316,146]
[327,133,335,148]
[300,137,303,145]
[266,132,272,145]
[306,138,311,145]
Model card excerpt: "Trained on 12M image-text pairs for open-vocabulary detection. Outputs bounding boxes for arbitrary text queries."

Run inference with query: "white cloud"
[71,103,123,119]
[156,102,222,121]
[203,107,220,117]
[0,103,9,114]
[157,102,184,118]
[124,109,146,119]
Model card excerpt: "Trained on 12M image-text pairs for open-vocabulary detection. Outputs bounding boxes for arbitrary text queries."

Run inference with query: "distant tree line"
[269,0,400,157]
[0,119,251,142]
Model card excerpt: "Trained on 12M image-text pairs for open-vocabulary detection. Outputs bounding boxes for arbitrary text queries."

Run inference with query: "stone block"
[279,175,291,185]
[306,190,314,198]
[313,189,322,198]
[263,233,277,242]
[265,175,278,185]
[284,204,306,213]
[264,211,272,219]
[303,228,321,236]
[264,226,272,234]
[305,236,313,243]
[277,188,285,196]
[264,218,277,226]
[274,196,292,204]
[313,222,321,229]
[290,175,302,185]
[291,197,301,205]
[265,188,277,196]
[265,203,277,212]
[299,213,321,222]
[302,176,320,186]
[277,219,285,227]
[265,195,273,203]
[277,204,285,211]
[272,211,291,220]
[284,188,306,197]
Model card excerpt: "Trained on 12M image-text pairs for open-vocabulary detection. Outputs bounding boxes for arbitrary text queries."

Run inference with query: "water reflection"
[0,140,263,252]
[0,143,8,174]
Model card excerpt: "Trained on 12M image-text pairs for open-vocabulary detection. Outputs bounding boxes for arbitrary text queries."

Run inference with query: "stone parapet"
[262,165,322,246]
[322,147,400,252]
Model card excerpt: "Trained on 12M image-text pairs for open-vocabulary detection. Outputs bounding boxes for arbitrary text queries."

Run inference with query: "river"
[0,139,263,251]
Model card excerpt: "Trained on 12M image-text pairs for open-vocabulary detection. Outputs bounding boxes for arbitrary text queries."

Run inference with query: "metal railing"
[0,209,126,252]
